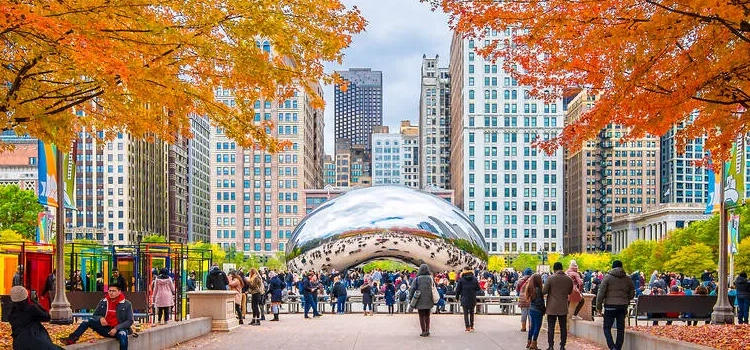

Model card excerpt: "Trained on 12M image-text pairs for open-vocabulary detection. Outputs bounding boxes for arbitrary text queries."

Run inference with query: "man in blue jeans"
[61,284,134,350]
[303,272,323,318]
[596,260,635,350]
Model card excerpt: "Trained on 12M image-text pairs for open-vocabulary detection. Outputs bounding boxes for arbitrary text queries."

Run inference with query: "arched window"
[469,90,475,99]
[484,90,490,99]
[262,41,271,53]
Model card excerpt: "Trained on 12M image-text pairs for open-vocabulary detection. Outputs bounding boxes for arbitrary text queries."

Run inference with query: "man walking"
[543,262,573,350]
[596,260,635,350]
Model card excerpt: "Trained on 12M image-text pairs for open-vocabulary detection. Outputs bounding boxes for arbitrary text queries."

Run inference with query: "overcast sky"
[322,0,452,155]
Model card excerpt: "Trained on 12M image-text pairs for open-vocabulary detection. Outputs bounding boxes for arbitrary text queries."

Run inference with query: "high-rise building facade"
[334,138,370,187]
[660,113,710,205]
[188,115,211,243]
[564,89,660,253]
[168,136,189,243]
[334,68,383,162]
[0,132,38,191]
[210,85,324,255]
[64,132,170,243]
[449,32,565,256]
[323,155,336,186]
[420,55,452,190]
[371,122,420,188]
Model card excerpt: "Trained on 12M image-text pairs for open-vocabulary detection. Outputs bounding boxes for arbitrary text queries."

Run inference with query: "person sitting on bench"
[61,284,134,350]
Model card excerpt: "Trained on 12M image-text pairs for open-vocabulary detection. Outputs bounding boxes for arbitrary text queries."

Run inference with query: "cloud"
[322,0,452,155]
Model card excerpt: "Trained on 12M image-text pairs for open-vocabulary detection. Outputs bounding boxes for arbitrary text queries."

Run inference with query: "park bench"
[64,291,150,323]
[633,295,716,326]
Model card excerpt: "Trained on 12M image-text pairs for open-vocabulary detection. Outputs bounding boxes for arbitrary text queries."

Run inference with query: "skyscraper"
[420,55,451,190]
[449,31,564,256]
[660,113,710,204]
[334,68,383,164]
[564,89,660,253]
[371,122,420,188]
[209,85,324,255]
[168,135,189,243]
[188,115,211,243]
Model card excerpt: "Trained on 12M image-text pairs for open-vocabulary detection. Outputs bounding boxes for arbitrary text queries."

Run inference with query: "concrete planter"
[65,317,211,350]
[569,319,715,350]
[187,291,240,331]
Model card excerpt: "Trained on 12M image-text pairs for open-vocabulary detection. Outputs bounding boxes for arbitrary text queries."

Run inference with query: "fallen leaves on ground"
[0,321,155,347]
[630,324,750,350]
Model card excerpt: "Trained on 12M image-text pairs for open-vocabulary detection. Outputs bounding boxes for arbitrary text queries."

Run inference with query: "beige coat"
[228,277,244,305]
[543,271,573,315]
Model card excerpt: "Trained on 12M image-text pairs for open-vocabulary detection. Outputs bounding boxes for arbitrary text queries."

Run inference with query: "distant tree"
[557,252,613,272]
[618,240,658,273]
[512,253,540,272]
[141,234,168,243]
[734,239,750,276]
[663,243,716,277]
[0,229,27,242]
[0,185,44,240]
[487,255,507,272]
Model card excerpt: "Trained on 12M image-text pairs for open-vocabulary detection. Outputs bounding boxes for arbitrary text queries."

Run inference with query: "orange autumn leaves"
[430,0,750,161]
[1,1,365,152]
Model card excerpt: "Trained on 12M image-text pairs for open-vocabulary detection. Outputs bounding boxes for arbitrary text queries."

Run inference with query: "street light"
[537,248,548,272]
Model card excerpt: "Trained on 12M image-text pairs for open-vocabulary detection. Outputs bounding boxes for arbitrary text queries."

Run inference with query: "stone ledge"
[569,319,715,350]
[65,317,211,350]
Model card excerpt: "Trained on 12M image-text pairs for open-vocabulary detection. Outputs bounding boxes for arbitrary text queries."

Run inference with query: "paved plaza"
[170,314,605,350]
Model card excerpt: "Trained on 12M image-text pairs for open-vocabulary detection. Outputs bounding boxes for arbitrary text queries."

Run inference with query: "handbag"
[568,282,583,303]
[431,280,440,304]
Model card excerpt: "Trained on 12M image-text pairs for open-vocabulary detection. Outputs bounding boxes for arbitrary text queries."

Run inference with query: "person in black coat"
[267,272,285,321]
[206,264,229,290]
[455,268,481,332]
[8,286,64,350]
[735,271,750,324]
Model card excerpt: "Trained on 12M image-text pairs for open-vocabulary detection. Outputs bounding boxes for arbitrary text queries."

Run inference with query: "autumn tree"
[432,0,749,159]
[512,253,540,271]
[0,185,44,240]
[1,1,365,151]
[663,243,716,277]
[487,255,507,272]
[618,240,658,273]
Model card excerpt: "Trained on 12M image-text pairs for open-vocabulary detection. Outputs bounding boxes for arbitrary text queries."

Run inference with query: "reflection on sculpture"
[286,186,488,273]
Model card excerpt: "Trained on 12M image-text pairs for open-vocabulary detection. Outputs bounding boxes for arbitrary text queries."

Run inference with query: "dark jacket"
[112,275,127,292]
[361,284,374,304]
[543,270,573,315]
[268,275,285,303]
[528,286,545,314]
[384,283,396,305]
[596,267,636,310]
[9,301,63,350]
[186,277,197,292]
[735,276,750,299]
[92,297,134,333]
[206,267,229,290]
[332,281,347,298]
[455,270,481,307]
[408,264,435,310]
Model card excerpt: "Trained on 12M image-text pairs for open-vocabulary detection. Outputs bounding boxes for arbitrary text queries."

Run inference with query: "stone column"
[187,291,240,332]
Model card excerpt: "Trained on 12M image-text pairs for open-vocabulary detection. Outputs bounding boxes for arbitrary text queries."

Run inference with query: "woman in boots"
[267,271,285,321]
[247,268,265,325]
[525,274,545,350]
[228,271,245,324]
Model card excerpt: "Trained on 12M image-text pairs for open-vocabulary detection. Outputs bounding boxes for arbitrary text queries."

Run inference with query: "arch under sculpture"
[286,186,488,273]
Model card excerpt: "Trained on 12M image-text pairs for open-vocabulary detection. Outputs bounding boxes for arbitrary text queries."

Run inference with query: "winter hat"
[10,285,28,302]
[553,262,563,271]
[612,260,623,269]
[569,260,578,269]
[523,268,533,276]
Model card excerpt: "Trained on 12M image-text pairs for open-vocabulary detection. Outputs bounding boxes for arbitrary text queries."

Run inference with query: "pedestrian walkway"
[169,314,605,350]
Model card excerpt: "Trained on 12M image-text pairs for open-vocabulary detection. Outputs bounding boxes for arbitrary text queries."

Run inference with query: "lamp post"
[50,148,72,324]
[537,248,548,273]
[712,161,735,324]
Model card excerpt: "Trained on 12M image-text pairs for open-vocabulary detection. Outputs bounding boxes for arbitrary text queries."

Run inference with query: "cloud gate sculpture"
[286,186,488,273]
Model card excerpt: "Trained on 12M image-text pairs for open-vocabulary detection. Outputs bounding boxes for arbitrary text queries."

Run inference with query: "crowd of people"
[7,259,750,350]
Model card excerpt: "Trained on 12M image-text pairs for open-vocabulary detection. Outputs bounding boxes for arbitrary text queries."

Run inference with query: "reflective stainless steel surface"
[286,186,487,273]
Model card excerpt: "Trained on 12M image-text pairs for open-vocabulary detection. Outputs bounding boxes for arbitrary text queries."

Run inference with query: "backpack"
[398,290,407,302]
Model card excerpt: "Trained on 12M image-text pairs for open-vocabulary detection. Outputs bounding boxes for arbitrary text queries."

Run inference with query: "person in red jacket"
[61,284,134,350]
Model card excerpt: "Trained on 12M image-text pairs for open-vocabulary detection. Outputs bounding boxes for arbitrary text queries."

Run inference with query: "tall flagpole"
[50,147,72,324]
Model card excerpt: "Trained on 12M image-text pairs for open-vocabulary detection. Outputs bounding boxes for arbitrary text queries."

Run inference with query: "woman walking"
[455,267,480,332]
[247,268,265,325]
[409,263,436,337]
[151,268,175,324]
[525,274,545,350]
[228,271,245,324]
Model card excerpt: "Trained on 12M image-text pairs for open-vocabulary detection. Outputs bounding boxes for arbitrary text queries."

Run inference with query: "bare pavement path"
[168,313,605,350]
